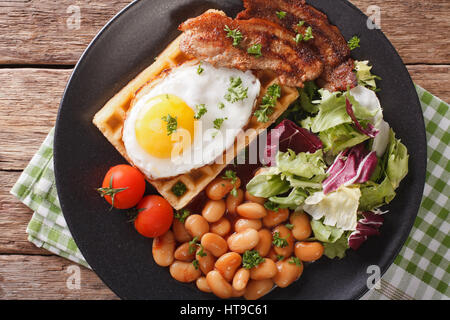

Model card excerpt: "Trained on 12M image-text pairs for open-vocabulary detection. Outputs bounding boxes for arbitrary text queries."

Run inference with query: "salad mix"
[246,60,409,259]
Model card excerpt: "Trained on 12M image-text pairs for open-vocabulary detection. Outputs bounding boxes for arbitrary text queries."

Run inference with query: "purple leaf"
[349,211,385,250]
[264,119,322,166]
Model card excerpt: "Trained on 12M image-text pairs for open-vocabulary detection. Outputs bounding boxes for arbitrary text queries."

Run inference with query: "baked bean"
[196,247,215,275]
[254,229,272,257]
[226,189,244,214]
[206,177,241,200]
[170,261,201,283]
[273,259,303,288]
[210,217,231,237]
[244,190,266,205]
[267,247,279,261]
[232,268,250,291]
[152,230,175,267]
[172,219,192,243]
[234,218,262,233]
[206,270,233,299]
[227,228,260,254]
[174,242,196,262]
[262,208,289,228]
[185,214,209,238]
[202,199,226,223]
[196,276,212,293]
[231,287,246,297]
[215,252,242,282]
[244,279,274,300]
[295,241,324,262]
[201,233,228,257]
[290,212,312,241]
[250,258,277,280]
[272,225,294,257]
[236,202,267,219]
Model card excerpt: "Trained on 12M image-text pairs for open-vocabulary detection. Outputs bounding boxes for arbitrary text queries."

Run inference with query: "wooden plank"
[407,65,450,103]
[0,0,448,65]
[0,255,117,299]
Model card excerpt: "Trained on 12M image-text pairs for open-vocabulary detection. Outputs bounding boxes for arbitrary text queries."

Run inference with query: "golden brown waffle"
[93,34,299,210]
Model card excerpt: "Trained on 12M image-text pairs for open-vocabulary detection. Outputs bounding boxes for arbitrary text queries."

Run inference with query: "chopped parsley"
[272,231,289,248]
[294,33,303,44]
[196,244,207,257]
[171,181,187,197]
[213,117,227,130]
[218,102,225,109]
[294,26,313,43]
[264,200,280,212]
[242,250,265,269]
[189,236,199,254]
[276,11,287,19]
[276,255,285,261]
[174,209,190,223]
[194,104,207,120]
[225,77,249,103]
[254,83,281,122]
[297,20,305,27]
[285,223,294,230]
[247,43,262,58]
[161,114,178,136]
[348,35,360,50]
[192,259,199,270]
[224,25,243,47]
[288,256,302,267]
[223,170,238,197]
[197,62,204,74]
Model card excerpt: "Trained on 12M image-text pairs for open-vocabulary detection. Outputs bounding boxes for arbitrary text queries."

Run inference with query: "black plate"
[54,0,426,300]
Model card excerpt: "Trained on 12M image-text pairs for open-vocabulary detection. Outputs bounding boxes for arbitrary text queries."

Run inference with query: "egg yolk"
[135,94,195,159]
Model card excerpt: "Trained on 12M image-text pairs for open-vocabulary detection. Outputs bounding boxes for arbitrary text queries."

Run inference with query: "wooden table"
[0,0,448,300]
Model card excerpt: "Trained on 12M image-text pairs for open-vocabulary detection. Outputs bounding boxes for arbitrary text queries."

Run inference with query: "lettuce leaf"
[268,188,308,210]
[299,81,320,114]
[359,179,396,211]
[246,168,291,198]
[385,129,409,189]
[310,219,345,243]
[319,122,370,155]
[276,149,327,179]
[323,233,350,259]
[354,60,381,91]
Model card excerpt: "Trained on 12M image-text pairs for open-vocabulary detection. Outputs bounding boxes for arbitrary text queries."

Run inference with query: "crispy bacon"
[178,10,323,87]
[237,0,357,91]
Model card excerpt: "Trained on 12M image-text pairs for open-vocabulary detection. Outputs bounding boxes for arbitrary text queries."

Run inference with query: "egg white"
[122,62,261,179]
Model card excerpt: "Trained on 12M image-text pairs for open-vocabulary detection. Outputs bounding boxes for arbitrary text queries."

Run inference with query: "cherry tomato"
[134,195,174,238]
[98,165,146,209]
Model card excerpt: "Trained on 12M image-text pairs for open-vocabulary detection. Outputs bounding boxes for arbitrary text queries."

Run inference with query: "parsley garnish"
[224,25,243,47]
[294,26,313,43]
[194,104,207,120]
[197,244,207,257]
[222,170,238,197]
[161,114,178,136]
[192,259,199,270]
[218,102,225,109]
[288,256,302,267]
[225,77,248,103]
[272,232,289,248]
[264,201,280,212]
[171,181,187,197]
[247,43,262,58]
[174,209,190,223]
[213,117,227,130]
[276,255,285,261]
[297,21,305,27]
[294,33,303,44]
[348,35,360,50]
[254,83,281,122]
[276,11,287,19]
[242,250,265,269]
[197,62,204,75]
[189,236,199,254]
[285,223,294,230]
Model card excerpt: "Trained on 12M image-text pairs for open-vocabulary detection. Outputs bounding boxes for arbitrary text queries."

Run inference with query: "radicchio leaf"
[264,119,322,166]
[349,211,385,250]
[345,98,379,138]
[323,143,378,194]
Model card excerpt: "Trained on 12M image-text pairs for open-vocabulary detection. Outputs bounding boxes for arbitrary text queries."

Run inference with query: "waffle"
[93,34,299,210]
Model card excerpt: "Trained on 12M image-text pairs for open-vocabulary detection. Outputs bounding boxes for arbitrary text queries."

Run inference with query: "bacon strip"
[237,0,357,91]
[178,10,323,87]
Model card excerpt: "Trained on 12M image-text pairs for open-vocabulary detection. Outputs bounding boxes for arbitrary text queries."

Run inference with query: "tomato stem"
[97,175,128,210]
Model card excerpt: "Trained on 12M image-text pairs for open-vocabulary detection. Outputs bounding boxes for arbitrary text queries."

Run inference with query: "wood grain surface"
[0,0,448,300]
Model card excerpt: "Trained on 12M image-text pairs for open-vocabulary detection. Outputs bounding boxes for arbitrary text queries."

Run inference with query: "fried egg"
[122,62,261,179]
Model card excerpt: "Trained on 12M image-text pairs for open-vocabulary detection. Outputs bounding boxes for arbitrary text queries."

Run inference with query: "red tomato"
[134,195,174,238]
[98,165,146,209]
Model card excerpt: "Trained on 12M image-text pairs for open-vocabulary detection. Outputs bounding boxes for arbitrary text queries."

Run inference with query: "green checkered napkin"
[10,86,449,299]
